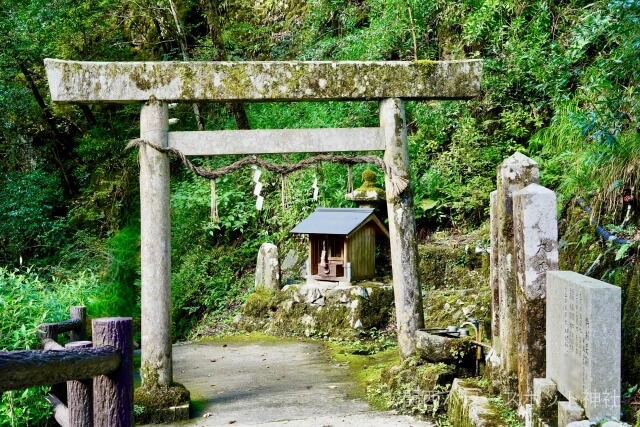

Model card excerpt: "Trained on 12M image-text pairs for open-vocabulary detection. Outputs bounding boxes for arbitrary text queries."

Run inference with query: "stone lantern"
[345,169,386,208]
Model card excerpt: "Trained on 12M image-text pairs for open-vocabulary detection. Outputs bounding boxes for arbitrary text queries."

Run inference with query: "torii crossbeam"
[45,58,482,392]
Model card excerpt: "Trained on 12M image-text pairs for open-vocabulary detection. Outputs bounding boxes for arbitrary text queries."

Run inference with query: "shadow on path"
[143,338,433,426]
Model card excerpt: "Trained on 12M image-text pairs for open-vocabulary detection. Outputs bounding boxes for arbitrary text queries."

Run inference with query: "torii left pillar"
[139,97,172,387]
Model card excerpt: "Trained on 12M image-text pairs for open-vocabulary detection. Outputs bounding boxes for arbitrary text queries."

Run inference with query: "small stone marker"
[255,243,280,291]
[546,271,621,421]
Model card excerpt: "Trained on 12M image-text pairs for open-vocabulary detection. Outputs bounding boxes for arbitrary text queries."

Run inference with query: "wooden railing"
[0,307,133,427]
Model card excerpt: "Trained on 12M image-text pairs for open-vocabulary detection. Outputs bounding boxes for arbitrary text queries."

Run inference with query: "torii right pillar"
[381,98,425,359]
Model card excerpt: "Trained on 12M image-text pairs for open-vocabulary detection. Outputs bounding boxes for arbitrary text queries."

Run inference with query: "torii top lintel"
[44,59,482,104]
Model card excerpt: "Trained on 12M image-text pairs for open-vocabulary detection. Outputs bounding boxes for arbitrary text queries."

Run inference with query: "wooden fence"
[0,307,133,427]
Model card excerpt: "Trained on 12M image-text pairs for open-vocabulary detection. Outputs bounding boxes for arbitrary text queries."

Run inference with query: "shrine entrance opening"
[45,58,482,393]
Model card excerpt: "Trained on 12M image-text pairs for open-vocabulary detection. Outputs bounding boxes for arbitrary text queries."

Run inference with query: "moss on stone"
[446,378,517,427]
[238,283,394,339]
[269,300,309,335]
[134,382,190,424]
[48,59,481,103]
[350,169,386,199]
[418,244,485,289]
[373,356,455,416]
[418,231,491,342]
[531,388,558,427]
[624,268,640,383]
[242,288,287,318]
[422,287,491,339]
[358,285,396,329]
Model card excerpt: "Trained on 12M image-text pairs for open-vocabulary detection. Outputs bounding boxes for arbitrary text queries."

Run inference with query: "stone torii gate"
[45,59,482,390]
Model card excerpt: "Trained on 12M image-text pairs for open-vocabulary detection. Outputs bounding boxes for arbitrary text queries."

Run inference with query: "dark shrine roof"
[290,208,388,237]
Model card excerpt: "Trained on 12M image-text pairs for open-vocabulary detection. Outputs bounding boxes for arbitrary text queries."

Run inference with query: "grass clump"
[0,267,127,426]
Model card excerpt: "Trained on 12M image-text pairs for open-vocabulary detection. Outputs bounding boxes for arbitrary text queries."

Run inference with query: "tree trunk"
[15,58,73,193]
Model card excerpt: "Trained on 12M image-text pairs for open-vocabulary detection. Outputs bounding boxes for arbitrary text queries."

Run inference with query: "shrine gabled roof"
[290,208,389,238]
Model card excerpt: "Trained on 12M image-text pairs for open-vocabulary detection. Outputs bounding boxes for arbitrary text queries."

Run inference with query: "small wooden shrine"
[290,208,389,282]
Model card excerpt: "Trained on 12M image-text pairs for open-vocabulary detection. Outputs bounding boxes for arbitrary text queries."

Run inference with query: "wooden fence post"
[70,306,87,342]
[39,322,66,402]
[39,323,58,341]
[92,318,133,427]
[65,341,94,427]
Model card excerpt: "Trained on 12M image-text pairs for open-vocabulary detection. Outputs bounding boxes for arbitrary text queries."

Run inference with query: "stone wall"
[238,282,394,338]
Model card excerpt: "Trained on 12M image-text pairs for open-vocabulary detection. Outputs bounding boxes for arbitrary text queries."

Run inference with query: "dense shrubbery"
[1,0,639,424]
[0,268,126,425]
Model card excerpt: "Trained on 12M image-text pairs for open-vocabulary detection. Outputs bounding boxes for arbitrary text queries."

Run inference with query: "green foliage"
[68,126,140,233]
[171,241,257,339]
[0,170,65,265]
[1,0,640,422]
[99,224,141,318]
[486,396,522,427]
[0,267,106,426]
[242,288,286,319]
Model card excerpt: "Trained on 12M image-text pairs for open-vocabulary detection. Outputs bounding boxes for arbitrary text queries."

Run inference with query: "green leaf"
[615,242,632,261]
[418,199,439,211]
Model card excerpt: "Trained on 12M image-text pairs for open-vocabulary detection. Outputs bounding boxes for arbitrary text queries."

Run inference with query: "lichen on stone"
[134,380,190,424]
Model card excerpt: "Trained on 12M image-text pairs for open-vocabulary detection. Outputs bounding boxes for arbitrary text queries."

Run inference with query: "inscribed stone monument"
[546,271,621,421]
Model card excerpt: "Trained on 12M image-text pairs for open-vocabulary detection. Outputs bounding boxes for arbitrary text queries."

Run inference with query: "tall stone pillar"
[513,183,558,414]
[489,191,500,352]
[139,97,172,387]
[380,98,424,358]
[496,152,539,396]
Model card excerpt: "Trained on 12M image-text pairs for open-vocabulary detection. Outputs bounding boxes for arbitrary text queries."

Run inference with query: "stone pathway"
[144,339,433,427]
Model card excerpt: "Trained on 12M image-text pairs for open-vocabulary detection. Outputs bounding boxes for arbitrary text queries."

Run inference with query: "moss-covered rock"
[237,282,394,339]
[134,382,190,424]
[372,356,455,417]
[242,288,287,318]
[415,331,476,365]
[418,230,491,343]
[422,287,491,341]
[446,378,507,427]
